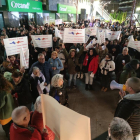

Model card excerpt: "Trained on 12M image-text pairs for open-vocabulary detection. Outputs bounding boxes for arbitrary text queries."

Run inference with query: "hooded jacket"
[119,63,137,84]
[115,92,140,137]
[48,57,63,76]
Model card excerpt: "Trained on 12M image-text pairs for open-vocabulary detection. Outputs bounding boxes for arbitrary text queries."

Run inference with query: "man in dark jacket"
[29,53,53,91]
[119,59,139,84]
[115,47,131,81]
[115,77,140,138]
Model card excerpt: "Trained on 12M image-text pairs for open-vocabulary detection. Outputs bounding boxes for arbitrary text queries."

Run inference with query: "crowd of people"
[0,19,140,140]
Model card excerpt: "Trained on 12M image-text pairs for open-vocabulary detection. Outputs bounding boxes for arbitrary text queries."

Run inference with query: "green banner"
[57,4,78,14]
[8,0,42,12]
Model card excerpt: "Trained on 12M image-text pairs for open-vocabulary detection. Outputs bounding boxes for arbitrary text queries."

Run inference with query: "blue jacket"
[48,57,63,75]
[29,61,53,84]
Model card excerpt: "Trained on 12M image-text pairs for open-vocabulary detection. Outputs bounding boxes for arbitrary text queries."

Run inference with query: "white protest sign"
[41,94,91,140]
[89,27,97,36]
[86,38,97,50]
[105,30,121,40]
[55,19,62,25]
[55,27,64,40]
[20,47,29,69]
[85,28,92,43]
[3,36,28,56]
[128,40,140,52]
[31,35,52,48]
[63,28,85,43]
[96,28,105,44]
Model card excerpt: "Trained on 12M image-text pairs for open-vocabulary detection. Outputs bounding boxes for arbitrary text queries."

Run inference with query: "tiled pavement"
[0,79,119,140]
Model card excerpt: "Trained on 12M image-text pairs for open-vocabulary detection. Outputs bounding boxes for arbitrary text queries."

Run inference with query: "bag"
[75,65,80,72]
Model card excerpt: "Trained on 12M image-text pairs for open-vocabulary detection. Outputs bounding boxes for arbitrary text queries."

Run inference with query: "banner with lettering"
[85,28,92,43]
[20,47,29,69]
[128,40,140,52]
[31,35,52,48]
[55,27,64,40]
[86,38,97,50]
[55,19,62,25]
[105,30,121,41]
[3,36,28,56]
[96,28,105,44]
[89,27,97,36]
[63,28,85,43]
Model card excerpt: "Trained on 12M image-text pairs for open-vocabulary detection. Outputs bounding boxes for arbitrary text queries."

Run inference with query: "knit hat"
[4,72,12,82]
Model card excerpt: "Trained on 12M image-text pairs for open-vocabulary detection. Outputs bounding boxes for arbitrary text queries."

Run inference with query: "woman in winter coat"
[100,53,115,92]
[31,96,55,140]
[83,48,99,90]
[12,71,33,110]
[48,51,63,76]
[0,74,15,139]
[50,74,68,106]
[62,44,84,89]
[30,67,49,103]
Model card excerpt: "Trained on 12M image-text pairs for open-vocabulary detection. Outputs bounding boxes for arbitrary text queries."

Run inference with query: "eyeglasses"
[39,58,45,60]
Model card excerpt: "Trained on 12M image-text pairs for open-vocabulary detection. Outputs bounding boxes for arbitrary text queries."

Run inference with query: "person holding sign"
[62,44,84,89]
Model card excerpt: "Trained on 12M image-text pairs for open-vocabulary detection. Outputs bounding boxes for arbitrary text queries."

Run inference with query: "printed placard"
[31,35,52,48]
[3,36,28,56]
[55,19,62,25]
[63,28,85,43]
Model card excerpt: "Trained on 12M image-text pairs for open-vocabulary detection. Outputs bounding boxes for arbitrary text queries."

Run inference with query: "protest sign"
[85,28,92,43]
[89,27,97,36]
[31,35,52,48]
[20,47,29,69]
[3,36,28,56]
[55,27,64,40]
[86,38,97,50]
[41,94,91,140]
[128,40,140,52]
[96,28,105,44]
[105,30,121,41]
[55,19,62,25]
[63,28,85,43]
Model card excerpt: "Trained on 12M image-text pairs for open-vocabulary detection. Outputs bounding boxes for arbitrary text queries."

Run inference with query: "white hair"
[34,96,42,113]
[110,117,133,140]
[12,106,28,124]
[33,67,40,73]
[51,74,63,87]
[123,47,129,52]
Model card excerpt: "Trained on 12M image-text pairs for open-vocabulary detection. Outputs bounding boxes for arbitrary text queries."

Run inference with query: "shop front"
[6,0,43,28]
[57,4,78,23]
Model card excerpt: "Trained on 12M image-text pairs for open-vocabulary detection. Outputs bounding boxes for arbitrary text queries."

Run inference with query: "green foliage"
[110,11,127,23]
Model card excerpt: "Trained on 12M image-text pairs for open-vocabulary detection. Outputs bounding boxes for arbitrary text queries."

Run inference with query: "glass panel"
[0,14,4,29]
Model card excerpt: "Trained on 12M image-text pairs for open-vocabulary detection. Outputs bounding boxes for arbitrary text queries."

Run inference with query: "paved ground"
[0,78,119,140]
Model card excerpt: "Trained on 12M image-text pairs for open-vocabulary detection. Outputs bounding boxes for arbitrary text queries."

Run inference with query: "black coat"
[12,78,32,106]
[50,85,68,105]
[115,98,140,137]
[115,54,131,74]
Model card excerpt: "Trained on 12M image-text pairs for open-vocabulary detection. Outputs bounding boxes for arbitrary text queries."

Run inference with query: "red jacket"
[10,123,48,140]
[31,110,55,140]
[83,54,99,74]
